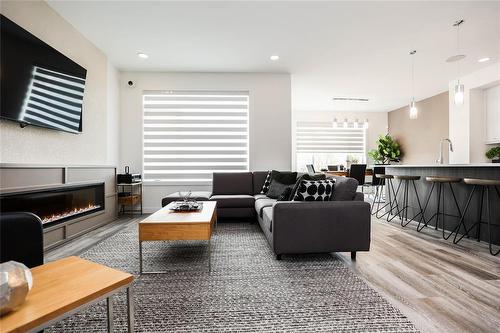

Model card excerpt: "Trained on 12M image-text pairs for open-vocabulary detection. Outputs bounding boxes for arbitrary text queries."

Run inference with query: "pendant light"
[453,19,465,106]
[409,50,418,120]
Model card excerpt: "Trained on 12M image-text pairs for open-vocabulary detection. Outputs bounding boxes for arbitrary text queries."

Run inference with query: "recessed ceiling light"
[478,57,491,63]
[270,55,280,61]
[137,52,149,59]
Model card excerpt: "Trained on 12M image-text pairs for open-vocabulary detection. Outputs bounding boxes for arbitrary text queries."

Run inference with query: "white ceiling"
[48,1,500,113]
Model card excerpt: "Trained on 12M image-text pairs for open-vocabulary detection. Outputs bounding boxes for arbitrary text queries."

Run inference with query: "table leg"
[139,241,143,274]
[106,297,114,332]
[127,287,135,333]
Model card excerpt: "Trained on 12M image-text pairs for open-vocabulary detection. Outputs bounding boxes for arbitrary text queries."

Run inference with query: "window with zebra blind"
[142,91,249,183]
[296,121,366,172]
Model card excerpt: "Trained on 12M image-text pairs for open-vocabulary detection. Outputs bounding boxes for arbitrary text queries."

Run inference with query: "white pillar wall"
[448,62,500,164]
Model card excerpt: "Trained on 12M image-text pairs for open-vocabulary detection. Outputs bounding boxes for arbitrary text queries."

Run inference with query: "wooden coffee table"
[0,256,134,333]
[138,201,217,274]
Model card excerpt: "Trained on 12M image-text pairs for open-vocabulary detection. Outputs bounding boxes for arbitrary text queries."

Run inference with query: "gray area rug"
[48,222,418,332]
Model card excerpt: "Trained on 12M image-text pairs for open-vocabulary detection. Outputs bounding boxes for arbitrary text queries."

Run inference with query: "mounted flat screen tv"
[0,14,87,134]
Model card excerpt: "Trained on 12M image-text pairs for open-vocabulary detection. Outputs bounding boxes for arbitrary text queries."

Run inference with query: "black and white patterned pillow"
[292,179,335,201]
[260,171,272,194]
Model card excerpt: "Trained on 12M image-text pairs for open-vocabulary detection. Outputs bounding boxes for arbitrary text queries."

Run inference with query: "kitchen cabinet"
[485,84,500,144]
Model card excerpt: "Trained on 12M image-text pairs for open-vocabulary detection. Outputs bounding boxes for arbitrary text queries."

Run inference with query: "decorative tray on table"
[170,201,203,212]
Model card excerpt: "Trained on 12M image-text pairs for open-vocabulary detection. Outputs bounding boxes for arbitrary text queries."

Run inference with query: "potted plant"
[485,146,500,163]
[368,134,402,164]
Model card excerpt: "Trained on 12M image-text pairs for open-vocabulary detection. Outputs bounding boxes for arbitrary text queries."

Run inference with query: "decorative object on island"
[485,146,500,163]
[0,261,33,315]
[368,134,402,164]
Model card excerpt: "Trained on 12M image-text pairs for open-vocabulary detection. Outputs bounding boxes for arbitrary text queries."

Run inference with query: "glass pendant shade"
[454,82,464,106]
[409,100,418,119]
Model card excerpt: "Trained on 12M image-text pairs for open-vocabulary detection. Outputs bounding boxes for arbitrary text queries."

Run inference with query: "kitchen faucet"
[437,138,453,164]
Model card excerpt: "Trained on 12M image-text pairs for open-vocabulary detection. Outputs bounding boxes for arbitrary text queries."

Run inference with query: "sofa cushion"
[330,176,359,201]
[262,206,273,232]
[161,191,211,207]
[292,179,335,201]
[255,198,276,217]
[253,171,270,195]
[210,195,255,208]
[212,172,253,195]
[254,193,268,201]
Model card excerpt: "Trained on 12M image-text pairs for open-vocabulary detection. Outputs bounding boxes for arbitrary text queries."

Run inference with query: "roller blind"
[296,121,366,153]
[143,90,249,182]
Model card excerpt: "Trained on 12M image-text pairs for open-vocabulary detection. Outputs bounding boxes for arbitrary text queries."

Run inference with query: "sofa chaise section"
[210,172,255,218]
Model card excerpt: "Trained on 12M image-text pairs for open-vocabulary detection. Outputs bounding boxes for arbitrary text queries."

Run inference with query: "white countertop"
[384,163,500,167]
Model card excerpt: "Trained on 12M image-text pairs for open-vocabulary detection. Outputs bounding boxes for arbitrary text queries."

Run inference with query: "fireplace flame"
[41,204,101,224]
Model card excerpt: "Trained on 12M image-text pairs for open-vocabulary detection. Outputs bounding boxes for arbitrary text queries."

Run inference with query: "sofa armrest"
[272,201,371,255]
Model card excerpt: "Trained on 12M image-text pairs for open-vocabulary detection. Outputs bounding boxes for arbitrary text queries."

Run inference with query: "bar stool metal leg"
[453,185,477,244]
[486,186,500,256]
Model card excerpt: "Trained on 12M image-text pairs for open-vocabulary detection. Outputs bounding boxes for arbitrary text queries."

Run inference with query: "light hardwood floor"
[338,218,500,333]
[46,215,500,333]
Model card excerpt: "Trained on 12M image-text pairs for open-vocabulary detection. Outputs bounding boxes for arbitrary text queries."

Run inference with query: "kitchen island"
[384,164,500,246]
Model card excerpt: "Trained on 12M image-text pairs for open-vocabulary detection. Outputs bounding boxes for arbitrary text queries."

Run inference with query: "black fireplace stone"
[0,183,105,227]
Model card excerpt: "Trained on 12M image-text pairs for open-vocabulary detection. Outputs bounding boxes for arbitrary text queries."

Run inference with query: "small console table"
[117,182,143,216]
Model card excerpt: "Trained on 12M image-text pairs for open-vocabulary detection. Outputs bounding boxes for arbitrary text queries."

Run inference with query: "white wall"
[0,1,118,166]
[449,62,500,164]
[106,62,120,166]
[119,72,291,212]
[292,110,388,169]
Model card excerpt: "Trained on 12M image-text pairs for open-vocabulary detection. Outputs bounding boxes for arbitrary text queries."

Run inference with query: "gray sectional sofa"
[161,171,371,260]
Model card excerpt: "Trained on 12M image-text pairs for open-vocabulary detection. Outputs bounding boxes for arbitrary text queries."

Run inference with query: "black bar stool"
[388,175,425,227]
[370,167,386,215]
[373,174,399,220]
[454,178,500,256]
[417,176,463,239]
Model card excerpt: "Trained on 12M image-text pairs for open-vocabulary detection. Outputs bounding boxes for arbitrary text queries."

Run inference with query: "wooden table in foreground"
[139,201,217,274]
[0,256,134,333]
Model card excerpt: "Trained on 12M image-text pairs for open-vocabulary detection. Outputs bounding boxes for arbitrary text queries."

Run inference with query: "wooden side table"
[118,182,143,216]
[0,256,134,333]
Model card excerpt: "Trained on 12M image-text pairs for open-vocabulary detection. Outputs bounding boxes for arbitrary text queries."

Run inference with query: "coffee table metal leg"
[127,287,135,333]
[106,296,114,332]
[139,241,143,274]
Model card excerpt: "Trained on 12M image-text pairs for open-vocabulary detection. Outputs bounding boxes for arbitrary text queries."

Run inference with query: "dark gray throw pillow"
[267,182,292,199]
[277,187,293,201]
[330,176,358,201]
[266,171,298,199]
[270,170,298,185]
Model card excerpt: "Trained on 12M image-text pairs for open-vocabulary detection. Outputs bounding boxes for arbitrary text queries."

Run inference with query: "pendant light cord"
[410,50,416,103]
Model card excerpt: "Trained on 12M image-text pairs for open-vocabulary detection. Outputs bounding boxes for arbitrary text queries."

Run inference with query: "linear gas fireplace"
[0,183,105,227]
